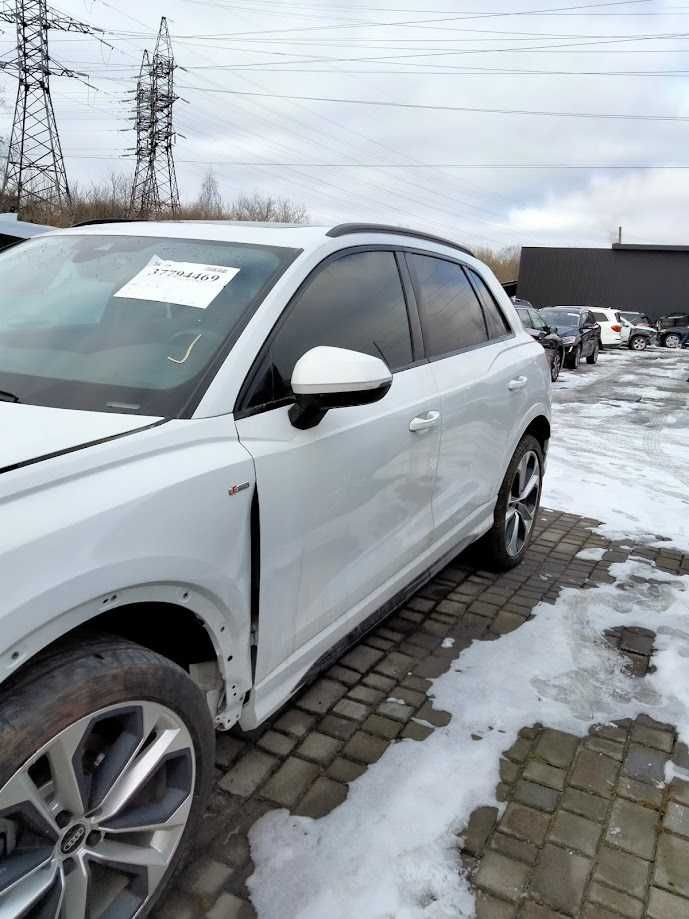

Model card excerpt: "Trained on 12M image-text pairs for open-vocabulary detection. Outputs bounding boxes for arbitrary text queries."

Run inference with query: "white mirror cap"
[291,346,392,395]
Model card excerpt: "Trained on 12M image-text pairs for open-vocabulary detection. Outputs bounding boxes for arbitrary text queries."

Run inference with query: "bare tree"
[474,245,521,282]
[197,169,223,218]
[228,192,308,224]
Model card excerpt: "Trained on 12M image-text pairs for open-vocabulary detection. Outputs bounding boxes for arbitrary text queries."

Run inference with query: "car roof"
[545,305,588,312]
[55,220,474,258]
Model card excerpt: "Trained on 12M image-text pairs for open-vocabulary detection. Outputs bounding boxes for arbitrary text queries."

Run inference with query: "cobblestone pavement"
[154,508,689,919]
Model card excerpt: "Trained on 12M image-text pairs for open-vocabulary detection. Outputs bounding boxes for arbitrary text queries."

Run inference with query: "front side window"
[517,309,533,329]
[530,309,547,331]
[407,253,487,358]
[0,234,299,416]
[243,250,413,411]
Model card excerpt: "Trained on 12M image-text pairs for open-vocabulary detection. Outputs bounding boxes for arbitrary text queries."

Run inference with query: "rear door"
[404,251,529,549]
[235,248,440,687]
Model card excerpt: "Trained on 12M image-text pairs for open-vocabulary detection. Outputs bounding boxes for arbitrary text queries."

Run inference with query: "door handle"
[508,376,528,391]
[409,410,441,433]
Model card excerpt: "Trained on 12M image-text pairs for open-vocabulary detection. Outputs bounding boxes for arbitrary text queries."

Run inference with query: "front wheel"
[0,636,215,919]
[664,333,682,349]
[565,344,581,370]
[479,434,544,571]
[630,335,648,352]
[586,341,600,364]
[550,349,563,383]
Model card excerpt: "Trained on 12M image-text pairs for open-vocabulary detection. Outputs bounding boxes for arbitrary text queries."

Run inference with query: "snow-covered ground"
[544,347,689,551]
[247,347,689,919]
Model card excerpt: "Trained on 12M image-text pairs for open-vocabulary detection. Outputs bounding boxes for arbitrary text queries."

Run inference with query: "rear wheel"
[586,341,600,365]
[630,335,648,352]
[664,333,682,349]
[550,350,562,383]
[479,434,544,571]
[0,636,214,919]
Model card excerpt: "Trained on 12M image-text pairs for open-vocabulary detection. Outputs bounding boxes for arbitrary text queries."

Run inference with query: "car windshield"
[541,309,580,327]
[0,233,299,416]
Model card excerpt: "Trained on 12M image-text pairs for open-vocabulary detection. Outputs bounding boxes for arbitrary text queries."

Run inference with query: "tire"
[629,335,648,352]
[0,635,215,919]
[550,349,563,383]
[586,341,599,365]
[478,434,544,571]
[565,344,581,370]
[664,333,682,349]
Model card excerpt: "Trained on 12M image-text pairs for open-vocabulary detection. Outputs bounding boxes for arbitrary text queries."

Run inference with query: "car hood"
[0,402,162,473]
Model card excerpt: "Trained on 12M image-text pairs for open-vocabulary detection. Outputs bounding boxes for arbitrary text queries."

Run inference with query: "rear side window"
[591,310,608,322]
[242,250,413,410]
[466,268,511,339]
[407,253,487,358]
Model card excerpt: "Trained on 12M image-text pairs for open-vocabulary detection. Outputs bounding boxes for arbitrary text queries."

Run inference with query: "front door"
[235,249,440,691]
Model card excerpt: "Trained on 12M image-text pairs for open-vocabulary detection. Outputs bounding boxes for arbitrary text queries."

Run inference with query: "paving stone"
[257,730,297,757]
[499,803,550,846]
[215,735,246,769]
[326,664,360,686]
[474,851,530,902]
[504,737,532,764]
[655,832,689,897]
[462,806,499,857]
[260,757,320,808]
[376,700,415,722]
[561,788,609,824]
[332,698,370,722]
[669,779,689,807]
[474,890,517,919]
[570,749,619,798]
[401,720,434,741]
[362,713,402,739]
[593,845,650,900]
[375,651,416,679]
[340,645,385,673]
[630,722,675,753]
[520,902,567,919]
[522,759,566,791]
[606,798,658,860]
[318,714,358,741]
[295,777,348,818]
[347,684,385,706]
[273,709,316,739]
[617,775,663,809]
[179,858,232,899]
[534,729,580,769]
[390,686,426,708]
[589,723,627,745]
[500,758,520,786]
[530,843,592,914]
[297,678,347,715]
[580,904,630,919]
[489,831,539,866]
[415,702,451,727]
[412,657,449,678]
[296,731,342,764]
[219,750,278,798]
[492,610,526,634]
[663,800,689,838]
[622,744,668,785]
[206,893,255,919]
[327,757,366,783]
[513,780,560,813]
[583,736,624,762]
[342,731,390,764]
[647,886,689,919]
[549,810,602,857]
[362,672,396,692]
[587,881,643,919]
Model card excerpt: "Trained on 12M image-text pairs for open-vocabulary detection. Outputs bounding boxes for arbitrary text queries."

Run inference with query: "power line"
[177,85,689,122]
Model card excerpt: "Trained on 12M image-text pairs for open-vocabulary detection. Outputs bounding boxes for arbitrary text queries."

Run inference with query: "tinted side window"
[466,268,511,339]
[591,310,608,322]
[530,309,546,330]
[517,309,532,328]
[407,253,487,358]
[244,250,412,410]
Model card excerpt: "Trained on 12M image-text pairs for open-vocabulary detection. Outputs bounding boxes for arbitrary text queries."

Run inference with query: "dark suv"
[657,314,689,349]
[539,307,602,369]
[515,304,565,381]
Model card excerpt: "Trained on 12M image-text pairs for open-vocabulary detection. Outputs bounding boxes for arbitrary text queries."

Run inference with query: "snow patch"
[576,547,606,561]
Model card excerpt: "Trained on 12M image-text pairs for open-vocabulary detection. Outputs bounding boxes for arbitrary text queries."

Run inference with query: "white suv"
[590,307,623,347]
[0,221,550,917]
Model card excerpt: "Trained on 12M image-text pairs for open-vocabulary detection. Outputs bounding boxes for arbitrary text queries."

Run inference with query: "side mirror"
[526,328,545,341]
[289,346,392,430]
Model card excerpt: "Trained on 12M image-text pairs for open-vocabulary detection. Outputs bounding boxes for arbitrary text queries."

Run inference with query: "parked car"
[539,306,602,368]
[658,313,689,330]
[0,221,551,917]
[658,324,689,349]
[589,307,623,348]
[619,317,656,351]
[619,310,652,327]
[515,303,565,381]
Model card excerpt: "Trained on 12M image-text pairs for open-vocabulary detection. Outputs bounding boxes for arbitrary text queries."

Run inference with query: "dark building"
[517,243,689,321]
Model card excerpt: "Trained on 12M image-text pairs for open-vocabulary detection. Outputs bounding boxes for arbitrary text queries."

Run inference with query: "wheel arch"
[522,414,551,457]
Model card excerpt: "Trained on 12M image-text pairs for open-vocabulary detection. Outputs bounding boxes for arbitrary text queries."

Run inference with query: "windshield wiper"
[0,390,20,403]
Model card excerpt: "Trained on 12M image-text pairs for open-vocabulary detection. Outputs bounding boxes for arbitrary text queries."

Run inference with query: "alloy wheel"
[665,333,682,349]
[631,336,647,351]
[504,449,541,558]
[550,351,562,382]
[0,700,195,919]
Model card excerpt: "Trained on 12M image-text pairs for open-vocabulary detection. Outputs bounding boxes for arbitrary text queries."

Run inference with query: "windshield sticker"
[114,257,240,309]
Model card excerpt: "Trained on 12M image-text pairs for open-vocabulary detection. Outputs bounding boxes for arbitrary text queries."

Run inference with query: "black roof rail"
[71,217,145,228]
[326,223,474,257]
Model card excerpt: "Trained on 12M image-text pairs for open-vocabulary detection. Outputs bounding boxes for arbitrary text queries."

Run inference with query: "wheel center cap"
[60,823,87,855]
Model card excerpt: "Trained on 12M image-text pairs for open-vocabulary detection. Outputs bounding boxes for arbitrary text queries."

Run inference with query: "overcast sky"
[1,0,688,248]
